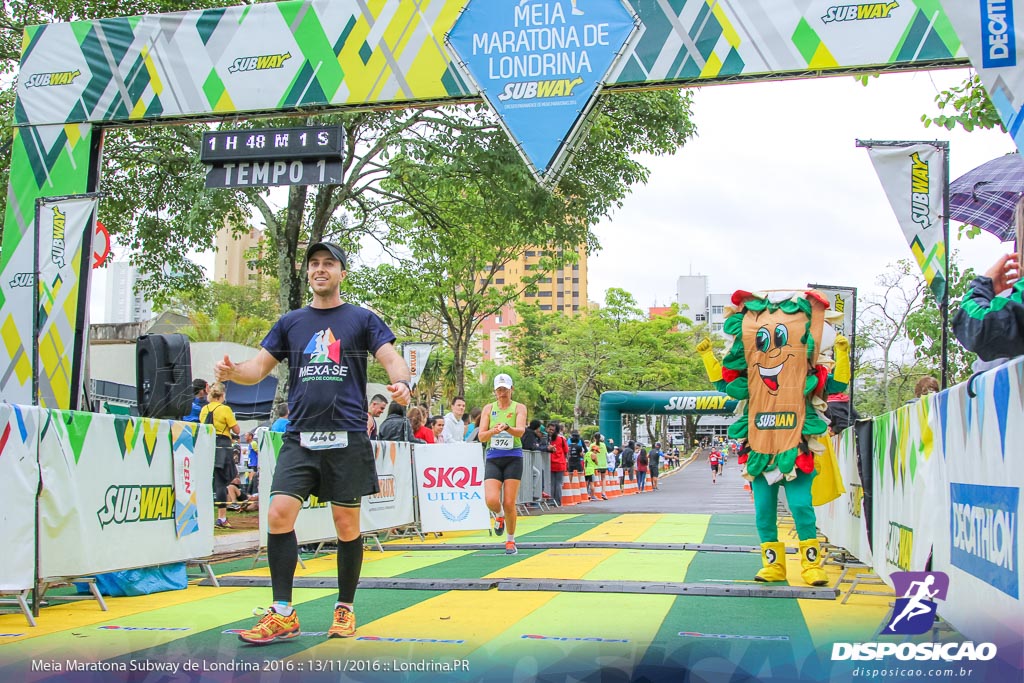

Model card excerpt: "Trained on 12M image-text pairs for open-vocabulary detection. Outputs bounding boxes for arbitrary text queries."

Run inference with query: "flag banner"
[414,443,490,533]
[865,144,947,301]
[0,404,41,591]
[403,343,435,389]
[171,422,202,539]
[35,195,97,409]
[941,0,1024,155]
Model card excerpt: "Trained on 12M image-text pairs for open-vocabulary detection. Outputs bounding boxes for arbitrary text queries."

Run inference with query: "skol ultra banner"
[36,411,214,578]
[0,405,41,591]
[865,143,947,301]
[415,443,489,533]
[942,0,1024,155]
[34,195,97,410]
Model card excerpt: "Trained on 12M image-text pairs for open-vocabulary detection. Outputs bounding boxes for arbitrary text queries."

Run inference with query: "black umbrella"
[949,152,1024,242]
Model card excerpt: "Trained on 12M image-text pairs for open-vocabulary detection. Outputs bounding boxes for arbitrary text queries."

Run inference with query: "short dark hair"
[192,378,208,395]
[370,394,388,405]
[387,402,406,417]
[528,419,542,430]
[452,396,465,406]
[430,415,444,427]
[275,403,289,418]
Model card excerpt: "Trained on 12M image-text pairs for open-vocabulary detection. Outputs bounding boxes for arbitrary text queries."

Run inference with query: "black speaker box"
[136,334,193,419]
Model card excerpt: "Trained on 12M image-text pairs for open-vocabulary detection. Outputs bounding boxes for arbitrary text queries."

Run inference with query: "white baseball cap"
[493,373,514,390]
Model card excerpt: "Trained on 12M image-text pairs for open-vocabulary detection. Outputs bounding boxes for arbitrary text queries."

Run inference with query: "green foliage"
[922,73,1004,133]
[168,278,281,322]
[181,303,271,347]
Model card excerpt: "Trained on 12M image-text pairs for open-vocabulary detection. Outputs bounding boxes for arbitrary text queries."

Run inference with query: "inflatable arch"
[598,391,737,446]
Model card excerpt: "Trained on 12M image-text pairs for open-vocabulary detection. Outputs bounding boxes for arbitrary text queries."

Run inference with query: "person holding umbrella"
[953,201,1024,363]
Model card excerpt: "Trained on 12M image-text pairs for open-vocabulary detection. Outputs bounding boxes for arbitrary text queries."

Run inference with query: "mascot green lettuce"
[697,289,850,586]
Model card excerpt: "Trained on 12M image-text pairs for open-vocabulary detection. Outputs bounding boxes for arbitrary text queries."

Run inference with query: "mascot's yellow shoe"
[754,542,787,582]
[799,539,829,586]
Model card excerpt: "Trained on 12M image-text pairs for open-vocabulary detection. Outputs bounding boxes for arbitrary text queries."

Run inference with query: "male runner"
[479,373,528,555]
[217,242,411,645]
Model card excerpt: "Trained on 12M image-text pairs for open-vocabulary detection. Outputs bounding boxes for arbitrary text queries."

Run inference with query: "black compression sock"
[268,531,298,604]
[337,537,364,605]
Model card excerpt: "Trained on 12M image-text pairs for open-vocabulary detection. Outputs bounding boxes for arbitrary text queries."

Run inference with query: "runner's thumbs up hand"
[215,355,235,382]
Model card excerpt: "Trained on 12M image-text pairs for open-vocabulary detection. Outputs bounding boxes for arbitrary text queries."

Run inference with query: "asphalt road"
[561,449,755,515]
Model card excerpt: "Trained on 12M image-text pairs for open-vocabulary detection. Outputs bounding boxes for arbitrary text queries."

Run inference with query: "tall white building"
[103,261,153,324]
[676,275,730,335]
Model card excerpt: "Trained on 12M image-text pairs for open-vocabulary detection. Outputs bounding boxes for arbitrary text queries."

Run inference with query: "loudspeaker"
[136,334,193,419]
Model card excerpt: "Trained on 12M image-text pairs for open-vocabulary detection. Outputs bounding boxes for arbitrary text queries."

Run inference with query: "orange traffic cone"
[561,473,577,506]
[606,472,620,498]
[569,472,583,505]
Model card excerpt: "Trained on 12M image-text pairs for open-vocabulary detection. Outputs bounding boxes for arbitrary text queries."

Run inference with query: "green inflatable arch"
[598,391,738,446]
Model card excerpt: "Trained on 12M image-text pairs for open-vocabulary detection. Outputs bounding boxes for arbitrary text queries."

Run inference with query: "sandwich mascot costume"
[697,290,849,585]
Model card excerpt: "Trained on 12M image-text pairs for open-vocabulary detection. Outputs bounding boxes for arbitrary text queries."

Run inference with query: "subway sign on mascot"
[415,443,491,533]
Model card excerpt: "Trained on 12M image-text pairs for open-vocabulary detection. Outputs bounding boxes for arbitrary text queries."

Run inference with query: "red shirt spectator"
[549,432,568,472]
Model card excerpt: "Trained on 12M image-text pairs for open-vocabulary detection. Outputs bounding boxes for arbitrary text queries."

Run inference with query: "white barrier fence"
[814,357,1023,648]
[0,405,40,591]
[257,432,418,547]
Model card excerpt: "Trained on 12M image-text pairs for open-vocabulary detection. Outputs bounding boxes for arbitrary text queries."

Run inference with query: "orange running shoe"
[328,605,356,638]
[505,540,518,555]
[237,606,299,645]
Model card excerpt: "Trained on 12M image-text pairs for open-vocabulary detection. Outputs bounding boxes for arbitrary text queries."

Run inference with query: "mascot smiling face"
[742,307,810,454]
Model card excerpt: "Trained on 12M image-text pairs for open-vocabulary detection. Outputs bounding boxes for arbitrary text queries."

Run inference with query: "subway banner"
[36,411,215,578]
[33,195,97,410]
[943,1,1024,155]
[0,405,41,591]
[257,433,416,547]
[4,0,972,409]
[415,443,489,533]
[864,142,948,302]
[871,358,1023,649]
[815,428,872,566]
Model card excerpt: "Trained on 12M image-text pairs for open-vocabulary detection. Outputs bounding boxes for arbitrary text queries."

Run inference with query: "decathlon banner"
[257,432,337,547]
[815,428,872,566]
[37,411,215,578]
[942,0,1024,156]
[0,405,41,591]
[34,195,97,410]
[403,343,436,390]
[928,359,1024,648]
[361,440,415,532]
[414,443,490,533]
[864,143,947,302]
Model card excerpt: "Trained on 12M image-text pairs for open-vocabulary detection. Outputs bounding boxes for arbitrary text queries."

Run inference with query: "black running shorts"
[270,430,377,506]
[484,455,524,482]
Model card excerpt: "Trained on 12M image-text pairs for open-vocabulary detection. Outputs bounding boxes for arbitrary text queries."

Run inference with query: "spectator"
[465,407,482,442]
[430,415,445,443]
[227,476,259,512]
[584,443,600,501]
[566,430,586,483]
[636,446,649,492]
[270,403,290,433]
[522,419,544,451]
[547,423,568,506]
[182,378,209,422]
[409,406,433,443]
[593,434,608,500]
[378,402,416,442]
[619,441,635,489]
[442,396,467,445]
[608,445,620,473]
[915,376,940,398]
[199,382,240,528]
[953,221,1024,363]
[367,394,387,439]
[649,442,662,491]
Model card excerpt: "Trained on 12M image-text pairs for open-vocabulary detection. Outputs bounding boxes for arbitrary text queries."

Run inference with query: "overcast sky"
[587,67,1016,310]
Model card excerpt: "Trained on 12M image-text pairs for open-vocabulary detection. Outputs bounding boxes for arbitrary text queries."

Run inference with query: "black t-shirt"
[261,303,396,432]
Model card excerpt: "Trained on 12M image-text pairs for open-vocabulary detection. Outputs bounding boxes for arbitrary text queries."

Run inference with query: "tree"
[922,72,1003,134]
[181,303,271,347]
[353,92,696,397]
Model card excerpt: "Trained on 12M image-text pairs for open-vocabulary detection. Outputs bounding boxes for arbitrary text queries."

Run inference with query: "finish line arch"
[2,0,1008,409]
[599,391,737,447]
